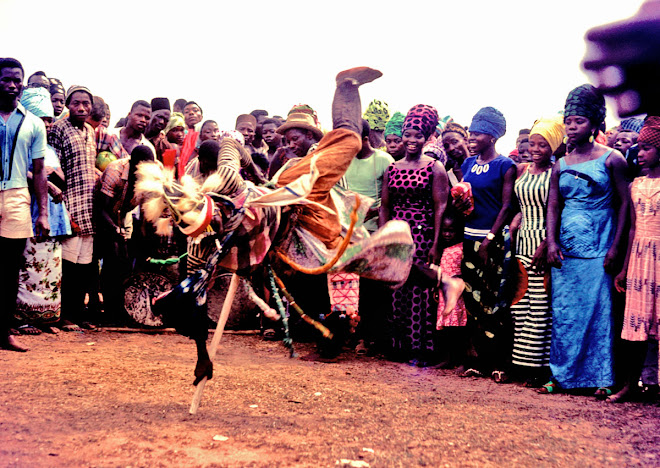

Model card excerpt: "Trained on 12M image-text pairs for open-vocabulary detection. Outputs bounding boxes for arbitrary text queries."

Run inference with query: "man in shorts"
[0,58,50,351]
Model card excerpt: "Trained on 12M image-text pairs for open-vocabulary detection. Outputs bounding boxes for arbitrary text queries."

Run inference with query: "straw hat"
[276,104,324,141]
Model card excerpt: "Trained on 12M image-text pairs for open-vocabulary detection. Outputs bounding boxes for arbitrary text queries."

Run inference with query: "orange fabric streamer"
[276,128,361,249]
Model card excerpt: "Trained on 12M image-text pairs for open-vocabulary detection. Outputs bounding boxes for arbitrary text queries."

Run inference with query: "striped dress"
[511,167,552,367]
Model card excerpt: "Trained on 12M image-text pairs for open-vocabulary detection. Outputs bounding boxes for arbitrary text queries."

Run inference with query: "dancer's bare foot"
[441,277,465,315]
[1,335,29,352]
[335,67,382,87]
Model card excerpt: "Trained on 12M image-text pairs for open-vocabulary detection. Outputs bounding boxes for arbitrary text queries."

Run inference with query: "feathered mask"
[136,163,214,238]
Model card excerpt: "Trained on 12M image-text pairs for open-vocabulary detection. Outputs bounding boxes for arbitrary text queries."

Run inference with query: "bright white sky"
[2,0,644,153]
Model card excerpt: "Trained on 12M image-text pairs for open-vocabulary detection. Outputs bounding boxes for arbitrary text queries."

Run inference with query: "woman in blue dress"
[542,84,629,395]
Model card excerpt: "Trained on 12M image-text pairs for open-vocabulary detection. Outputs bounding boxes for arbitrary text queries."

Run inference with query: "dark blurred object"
[48,171,66,191]
[251,151,270,173]
[582,0,660,117]
[625,144,641,179]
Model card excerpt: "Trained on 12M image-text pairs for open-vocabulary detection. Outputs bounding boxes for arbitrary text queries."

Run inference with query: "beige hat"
[276,104,323,141]
[235,113,257,129]
[65,85,93,106]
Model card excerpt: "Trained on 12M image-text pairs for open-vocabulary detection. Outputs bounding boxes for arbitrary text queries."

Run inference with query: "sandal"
[537,381,559,394]
[594,387,613,400]
[263,329,277,341]
[355,340,368,356]
[79,321,97,330]
[460,368,484,378]
[17,325,42,335]
[491,370,510,384]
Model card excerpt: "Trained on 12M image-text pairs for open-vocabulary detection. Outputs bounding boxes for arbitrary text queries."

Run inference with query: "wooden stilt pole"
[189,272,240,414]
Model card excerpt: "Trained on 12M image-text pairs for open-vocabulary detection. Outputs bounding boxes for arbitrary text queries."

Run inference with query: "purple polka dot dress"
[387,160,436,358]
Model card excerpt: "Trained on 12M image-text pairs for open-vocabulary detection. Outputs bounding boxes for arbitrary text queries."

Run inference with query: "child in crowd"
[436,210,466,328]
[517,141,532,163]
[612,116,660,402]
[435,210,468,370]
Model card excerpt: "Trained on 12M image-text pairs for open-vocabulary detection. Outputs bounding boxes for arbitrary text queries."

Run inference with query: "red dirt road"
[1,331,659,467]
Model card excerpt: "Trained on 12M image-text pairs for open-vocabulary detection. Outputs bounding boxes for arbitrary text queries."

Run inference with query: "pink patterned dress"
[622,176,660,341]
[388,160,437,356]
[436,243,467,328]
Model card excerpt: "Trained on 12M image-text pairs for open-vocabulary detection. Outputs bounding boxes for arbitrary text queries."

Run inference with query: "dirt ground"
[1,330,659,468]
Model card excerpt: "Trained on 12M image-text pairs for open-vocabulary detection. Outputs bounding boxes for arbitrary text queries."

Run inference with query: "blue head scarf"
[469,107,506,139]
[20,87,54,118]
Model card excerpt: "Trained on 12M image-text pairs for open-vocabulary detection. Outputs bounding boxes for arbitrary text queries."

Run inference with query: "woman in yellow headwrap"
[510,115,563,387]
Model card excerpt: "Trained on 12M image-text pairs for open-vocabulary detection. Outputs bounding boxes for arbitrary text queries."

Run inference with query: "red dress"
[436,243,467,328]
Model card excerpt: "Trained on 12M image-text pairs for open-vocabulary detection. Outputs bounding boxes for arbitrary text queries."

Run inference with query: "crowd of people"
[1,56,659,404]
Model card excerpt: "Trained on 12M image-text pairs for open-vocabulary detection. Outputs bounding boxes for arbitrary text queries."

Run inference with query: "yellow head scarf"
[529,115,565,152]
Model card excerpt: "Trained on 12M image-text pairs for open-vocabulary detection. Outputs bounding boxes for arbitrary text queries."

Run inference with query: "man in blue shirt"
[0,58,50,352]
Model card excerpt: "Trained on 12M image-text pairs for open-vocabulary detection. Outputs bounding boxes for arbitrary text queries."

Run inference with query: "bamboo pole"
[189,272,240,414]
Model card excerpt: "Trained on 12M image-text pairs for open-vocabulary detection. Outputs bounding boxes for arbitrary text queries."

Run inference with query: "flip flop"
[594,387,613,400]
[491,370,510,384]
[17,325,42,335]
[263,329,277,341]
[461,368,484,378]
[355,340,368,356]
[537,381,559,394]
[79,321,97,331]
